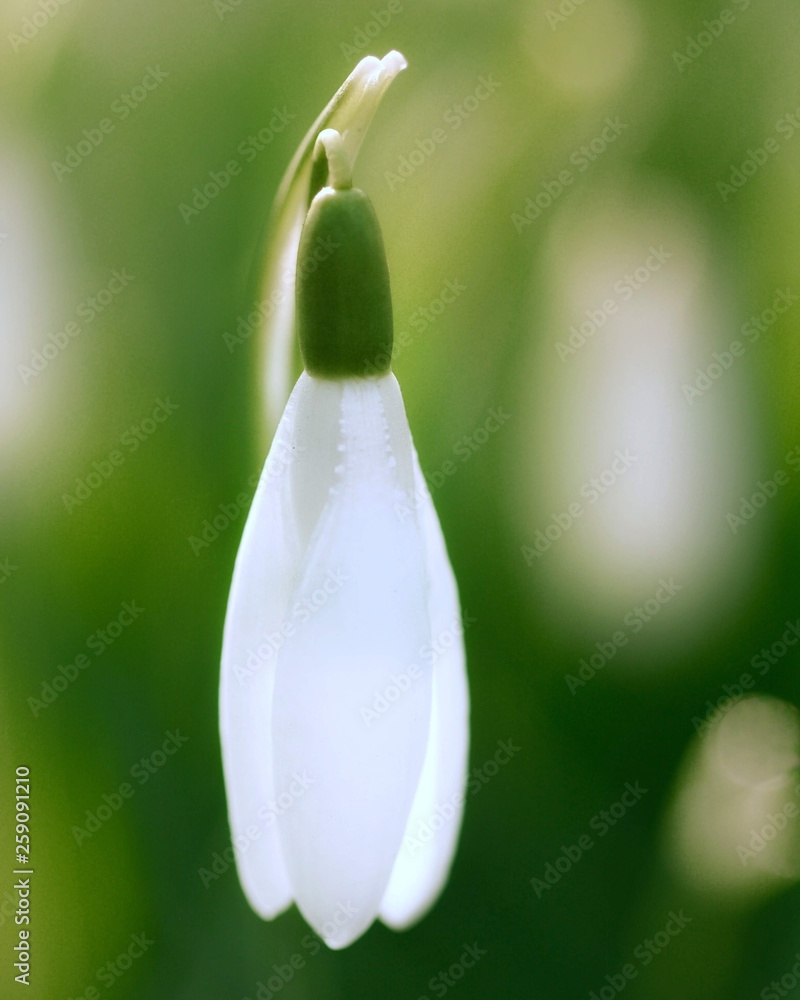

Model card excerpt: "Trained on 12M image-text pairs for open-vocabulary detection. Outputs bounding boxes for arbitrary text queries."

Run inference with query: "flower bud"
[296,185,393,378]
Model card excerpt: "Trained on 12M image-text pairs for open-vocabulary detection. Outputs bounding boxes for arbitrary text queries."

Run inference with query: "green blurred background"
[2,0,800,997]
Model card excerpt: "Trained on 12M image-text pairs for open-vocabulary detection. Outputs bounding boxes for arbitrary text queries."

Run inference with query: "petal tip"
[299,900,375,951]
[380,50,408,76]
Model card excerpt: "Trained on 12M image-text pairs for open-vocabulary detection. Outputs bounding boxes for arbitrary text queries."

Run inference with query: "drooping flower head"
[220,55,470,950]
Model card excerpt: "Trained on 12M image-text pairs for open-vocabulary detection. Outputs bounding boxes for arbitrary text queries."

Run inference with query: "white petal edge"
[379,447,470,929]
[219,381,309,919]
[272,375,433,948]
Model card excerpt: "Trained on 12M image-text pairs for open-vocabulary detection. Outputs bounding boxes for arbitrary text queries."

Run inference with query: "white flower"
[220,372,470,948]
[219,64,470,949]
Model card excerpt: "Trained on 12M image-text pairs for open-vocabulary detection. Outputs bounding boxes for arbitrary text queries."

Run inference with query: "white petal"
[272,375,432,949]
[219,381,308,918]
[380,448,470,929]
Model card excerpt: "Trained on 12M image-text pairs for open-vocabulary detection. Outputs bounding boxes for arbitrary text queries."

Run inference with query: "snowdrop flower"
[220,73,470,950]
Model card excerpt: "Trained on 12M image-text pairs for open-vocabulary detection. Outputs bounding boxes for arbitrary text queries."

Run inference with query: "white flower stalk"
[220,88,470,950]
